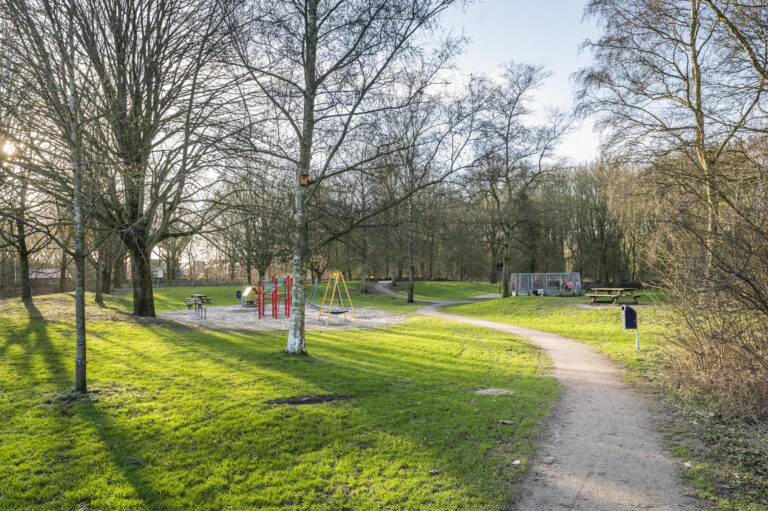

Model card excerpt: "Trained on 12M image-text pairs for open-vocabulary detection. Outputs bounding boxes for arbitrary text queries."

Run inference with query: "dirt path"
[372,282,699,510]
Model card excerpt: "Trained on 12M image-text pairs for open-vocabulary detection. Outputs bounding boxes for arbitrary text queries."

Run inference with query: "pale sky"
[443,0,602,163]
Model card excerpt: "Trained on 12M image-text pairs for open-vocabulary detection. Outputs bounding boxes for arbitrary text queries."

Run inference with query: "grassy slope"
[443,296,768,510]
[443,297,668,378]
[0,293,556,510]
[408,281,498,301]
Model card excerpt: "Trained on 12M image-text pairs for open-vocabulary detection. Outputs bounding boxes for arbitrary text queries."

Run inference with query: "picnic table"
[189,293,211,303]
[586,288,643,304]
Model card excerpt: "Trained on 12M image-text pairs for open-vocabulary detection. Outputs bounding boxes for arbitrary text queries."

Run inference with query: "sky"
[443,0,602,163]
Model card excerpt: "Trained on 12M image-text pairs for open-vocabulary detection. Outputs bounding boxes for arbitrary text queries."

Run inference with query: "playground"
[162,272,406,330]
[160,302,406,330]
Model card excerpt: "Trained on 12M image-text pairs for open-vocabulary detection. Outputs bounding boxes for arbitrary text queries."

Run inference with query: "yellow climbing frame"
[317,271,359,327]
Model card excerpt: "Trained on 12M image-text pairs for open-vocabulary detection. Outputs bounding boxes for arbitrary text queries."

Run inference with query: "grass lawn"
[143,286,242,313]
[443,296,668,378]
[442,296,768,510]
[407,281,498,301]
[0,293,557,510]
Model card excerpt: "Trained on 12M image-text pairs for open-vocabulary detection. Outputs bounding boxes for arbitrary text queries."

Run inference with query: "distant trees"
[468,63,571,296]
[209,167,291,284]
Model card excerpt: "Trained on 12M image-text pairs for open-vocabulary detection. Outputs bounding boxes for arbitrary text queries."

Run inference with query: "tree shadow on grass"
[1,298,556,509]
[118,320,557,506]
[0,303,175,509]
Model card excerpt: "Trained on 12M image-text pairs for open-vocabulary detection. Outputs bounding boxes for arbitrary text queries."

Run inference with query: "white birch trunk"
[286,0,317,355]
[68,0,87,392]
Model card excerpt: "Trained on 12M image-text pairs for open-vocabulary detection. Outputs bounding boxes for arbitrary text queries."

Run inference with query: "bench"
[586,293,644,304]
[185,298,201,309]
[586,293,614,302]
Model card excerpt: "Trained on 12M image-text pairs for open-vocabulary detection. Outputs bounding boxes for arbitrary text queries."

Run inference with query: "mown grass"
[443,296,668,378]
[146,285,242,312]
[0,293,557,510]
[406,281,498,301]
[443,296,768,510]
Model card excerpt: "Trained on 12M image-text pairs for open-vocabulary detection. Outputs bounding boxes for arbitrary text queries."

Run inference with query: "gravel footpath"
[372,281,700,510]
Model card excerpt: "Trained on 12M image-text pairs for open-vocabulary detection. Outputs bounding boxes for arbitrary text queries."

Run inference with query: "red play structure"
[240,276,292,319]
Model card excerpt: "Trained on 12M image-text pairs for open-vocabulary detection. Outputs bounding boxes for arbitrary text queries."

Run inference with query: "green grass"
[406,281,499,301]
[142,285,241,313]
[0,293,557,510]
[443,296,668,378]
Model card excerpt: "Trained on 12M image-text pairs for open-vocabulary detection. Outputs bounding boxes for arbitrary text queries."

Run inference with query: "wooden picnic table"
[586,287,643,304]
[189,293,211,303]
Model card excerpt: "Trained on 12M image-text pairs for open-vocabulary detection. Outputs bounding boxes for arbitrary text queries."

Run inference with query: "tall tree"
[472,62,570,296]
[6,0,93,392]
[578,0,764,269]
[229,0,463,354]
[73,0,230,317]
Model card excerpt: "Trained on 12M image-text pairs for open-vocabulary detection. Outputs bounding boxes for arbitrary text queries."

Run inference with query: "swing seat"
[304,300,349,314]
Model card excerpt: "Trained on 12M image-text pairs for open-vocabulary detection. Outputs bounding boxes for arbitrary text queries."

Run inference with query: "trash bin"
[621,305,637,330]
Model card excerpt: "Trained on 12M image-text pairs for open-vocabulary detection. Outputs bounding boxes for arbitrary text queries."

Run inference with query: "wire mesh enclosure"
[510,272,582,296]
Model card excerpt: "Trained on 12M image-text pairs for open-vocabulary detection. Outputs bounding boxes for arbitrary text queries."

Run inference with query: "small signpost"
[621,305,639,351]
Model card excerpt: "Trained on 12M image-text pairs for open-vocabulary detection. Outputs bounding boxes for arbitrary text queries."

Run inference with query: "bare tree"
[578,0,765,267]
[470,62,571,296]
[73,0,231,317]
[228,0,464,354]
[5,0,94,392]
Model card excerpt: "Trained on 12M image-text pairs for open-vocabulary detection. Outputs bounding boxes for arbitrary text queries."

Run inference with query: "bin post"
[621,305,639,351]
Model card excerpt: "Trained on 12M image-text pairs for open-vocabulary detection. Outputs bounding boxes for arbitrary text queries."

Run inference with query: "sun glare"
[2,141,15,155]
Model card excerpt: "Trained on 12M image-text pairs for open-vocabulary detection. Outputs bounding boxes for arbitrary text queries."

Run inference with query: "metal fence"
[510,272,582,296]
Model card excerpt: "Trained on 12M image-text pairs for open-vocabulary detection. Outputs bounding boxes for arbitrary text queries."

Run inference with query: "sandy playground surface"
[159,303,407,331]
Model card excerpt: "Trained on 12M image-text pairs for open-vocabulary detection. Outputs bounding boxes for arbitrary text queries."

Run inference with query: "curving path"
[372,281,699,510]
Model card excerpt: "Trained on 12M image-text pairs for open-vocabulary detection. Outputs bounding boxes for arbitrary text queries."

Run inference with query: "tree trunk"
[407,193,414,303]
[69,1,87,393]
[58,248,69,292]
[101,259,113,295]
[246,260,253,285]
[489,260,498,284]
[256,264,268,283]
[129,247,156,317]
[73,250,87,392]
[14,209,32,302]
[286,0,316,355]
[112,257,123,289]
[94,257,104,306]
[286,188,308,355]
[501,248,511,298]
[360,257,368,293]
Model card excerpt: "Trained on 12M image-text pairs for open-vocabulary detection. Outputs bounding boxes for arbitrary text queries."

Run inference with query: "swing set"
[306,271,359,327]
